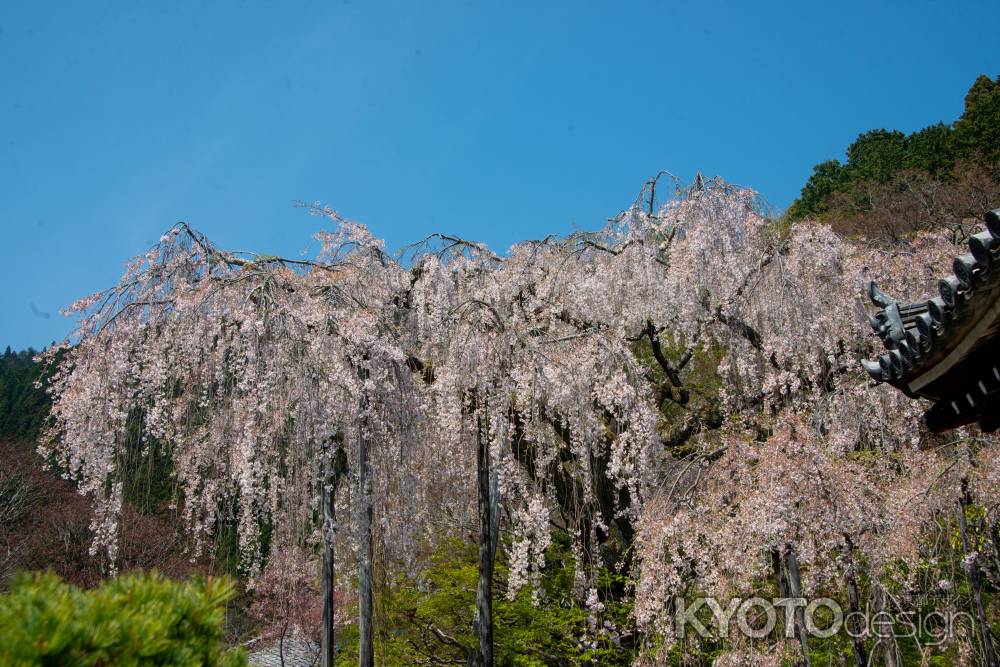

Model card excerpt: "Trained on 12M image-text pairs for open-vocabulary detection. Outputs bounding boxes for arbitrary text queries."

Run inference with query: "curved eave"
[862,208,1000,391]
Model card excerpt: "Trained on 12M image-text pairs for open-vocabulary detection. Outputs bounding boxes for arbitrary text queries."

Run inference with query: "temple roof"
[862,208,1000,432]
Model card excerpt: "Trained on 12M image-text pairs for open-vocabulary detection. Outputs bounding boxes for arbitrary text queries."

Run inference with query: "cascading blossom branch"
[41,218,421,575]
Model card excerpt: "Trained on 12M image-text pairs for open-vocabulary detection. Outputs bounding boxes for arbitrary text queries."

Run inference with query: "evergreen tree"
[844,129,909,183]
[0,571,247,666]
[787,159,846,220]
[0,345,53,442]
[904,122,956,175]
[955,74,1000,163]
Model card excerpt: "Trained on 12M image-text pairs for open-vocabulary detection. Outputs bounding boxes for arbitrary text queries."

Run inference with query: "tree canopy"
[788,74,1000,224]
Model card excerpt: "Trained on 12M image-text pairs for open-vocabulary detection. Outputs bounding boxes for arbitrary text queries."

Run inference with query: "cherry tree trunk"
[358,425,374,667]
[845,572,866,667]
[873,585,901,667]
[468,417,499,667]
[771,548,788,598]
[321,443,347,667]
[957,494,997,667]
[321,455,336,667]
[782,546,812,667]
[841,536,867,667]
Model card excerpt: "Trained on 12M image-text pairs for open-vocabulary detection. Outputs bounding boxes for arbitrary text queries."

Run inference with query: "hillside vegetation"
[789,74,1000,242]
[0,347,50,443]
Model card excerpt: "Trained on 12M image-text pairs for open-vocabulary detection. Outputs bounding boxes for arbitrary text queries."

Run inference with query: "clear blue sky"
[2,1,998,349]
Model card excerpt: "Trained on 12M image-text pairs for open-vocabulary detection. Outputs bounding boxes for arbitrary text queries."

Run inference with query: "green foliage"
[785,160,847,223]
[0,571,247,666]
[0,346,52,443]
[788,74,1000,221]
[955,75,1000,163]
[905,122,958,175]
[363,533,635,666]
[844,129,910,183]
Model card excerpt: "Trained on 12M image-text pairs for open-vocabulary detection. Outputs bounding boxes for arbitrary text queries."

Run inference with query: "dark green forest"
[0,346,50,443]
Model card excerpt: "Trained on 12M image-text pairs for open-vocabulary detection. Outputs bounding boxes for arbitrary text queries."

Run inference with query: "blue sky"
[1,1,998,349]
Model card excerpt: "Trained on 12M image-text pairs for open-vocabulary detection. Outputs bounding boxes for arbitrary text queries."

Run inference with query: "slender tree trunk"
[772,546,811,666]
[873,585,901,667]
[321,452,336,667]
[991,521,1000,591]
[468,415,498,667]
[358,422,374,667]
[843,537,867,667]
[771,548,789,640]
[957,491,997,667]
[783,546,812,667]
[280,596,290,667]
[846,572,866,667]
[772,548,789,597]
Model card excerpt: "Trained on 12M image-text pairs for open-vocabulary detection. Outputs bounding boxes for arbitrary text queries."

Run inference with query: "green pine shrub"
[0,571,248,666]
